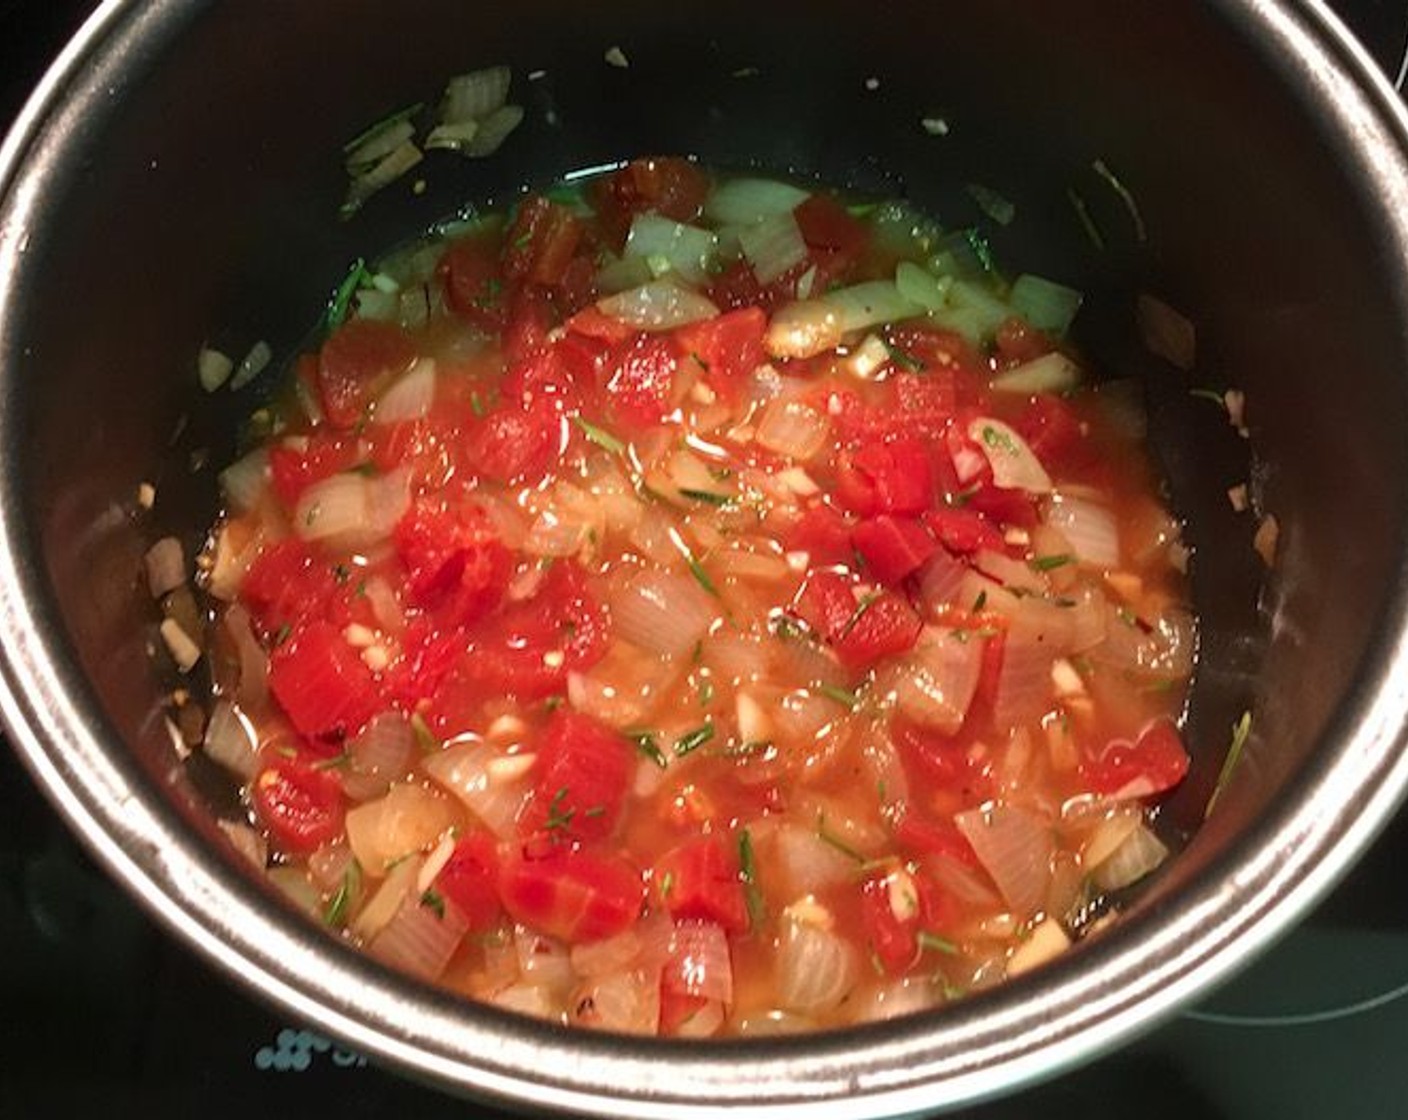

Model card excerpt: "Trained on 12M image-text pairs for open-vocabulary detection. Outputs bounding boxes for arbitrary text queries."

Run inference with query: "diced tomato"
[466,400,563,484]
[268,435,360,508]
[785,504,855,568]
[590,157,710,246]
[564,304,636,343]
[1015,393,1087,473]
[503,195,584,287]
[252,760,345,855]
[1084,717,1191,799]
[268,620,381,741]
[653,835,750,934]
[835,592,923,670]
[434,831,503,932]
[520,712,633,844]
[922,507,1007,556]
[795,570,860,642]
[498,845,644,943]
[238,539,337,639]
[501,286,555,367]
[893,810,981,870]
[707,259,767,312]
[890,371,958,437]
[973,628,1005,716]
[439,233,508,332]
[394,498,510,628]
[860,871,919,974]
[994,316,1055,365]
[964,485,1040,529]
[884,324,986,379]
[834,438,935,517]
[793,194,869,264]
[316,319,417,429]
[893,720,991,804]
[673,307,767,405]
[603,333,679,430]
[658,990,711,1036]
[503,333,605,412]
[852,515,937,585]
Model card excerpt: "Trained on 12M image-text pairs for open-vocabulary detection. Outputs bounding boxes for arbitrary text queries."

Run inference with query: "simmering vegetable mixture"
[198,158,1195,1035]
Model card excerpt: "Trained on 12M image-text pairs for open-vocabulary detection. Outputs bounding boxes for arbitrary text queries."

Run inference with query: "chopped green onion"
[816,813,865,863]
[572,415,626,454]
[326,258,370,330]
[1030,553,1074,572]
[817,683,859,709]
[1206,711,1253,818]
[678,488,734,506]
[674,723,715,758]
[917,930,959,955]
[323,861,362,928]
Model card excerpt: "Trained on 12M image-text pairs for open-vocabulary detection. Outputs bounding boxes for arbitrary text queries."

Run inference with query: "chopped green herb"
[420,888,446,920]
[544,785,575,832]
[628,730,668,768]
[312,751,351,771]
[674,723,715,758]
[323,861,362,928]
[816,812,865,863]
[980,423,1018,455]
[1206,710,1253,819]
[572,415,627,454]
[868,948,887,977]
[689,350,711,372]
[326,257,369,330]
[679,488,734,507]
[355,580,368,598]
[472,276,503,309]
[583,805,606,819]
[1189,388,1226,407]
[838,592,880,641]
[883,341,924,372]
[739,828,766,928]
[332,563,352,585]
[917,930,959,956]
[817,683,859,709]
[1030,553,1074,572]
[410,711,439,753]
[684,550,718,597]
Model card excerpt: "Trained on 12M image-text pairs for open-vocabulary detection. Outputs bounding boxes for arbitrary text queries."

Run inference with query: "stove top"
[4,3,1408,1118]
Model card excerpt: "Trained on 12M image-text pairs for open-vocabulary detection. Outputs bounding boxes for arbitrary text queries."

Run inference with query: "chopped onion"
[343,713,416,801]
[371,892,469,981]
[295,467,410,549]
[597,280,718,332]
[229,340,273,391]
[625,214,718,284]
[1080,808,1143,869]
[451,103,524,158]
[1090,822,1169,892]
[1007,917,1072,977]
[607,569,717,658]
[218,820,267,870]
[342,140,423,218]
[201,698,258,780]
[344,783,456,873]
[776,918,856,1013]
[1092,602,1196,681]
[992,623,1055,728]
[928,852,1002,908]
[661,920,734,1005]
[144,536,186,598]
[772,824,857,896]
[704,629,773,684]
[955,805,1055,918]
[1137,293,1196,370]
[991,352,1082,395]
[705,178,810,226]
[916,549,969,614]
[197,346,235,392]
[351,853,421,940]
[930,279,1012,343]
[754,398,830,461]
[373,357,437,424]
[524,483,603,558]
[765,299,845,359]
[267,867,320,916]
[774,631,846,690]
[1009,274,1083,335]
[849,977,943,1024]
[515,926,576,991]
[673,999,726,1038]
[566,639,677,727]
[824,280,923,334]
[570,927,645,978]
[893,628,984,734]
[570,968,661,1034]
[160,618,202,673]
[439,66,511,124]
[1045,495,1120,568]
[218,449,270,513]
[894,260,952,311]
[424,740,530,839]
[739,210,808,285]
[968,417,1052,493]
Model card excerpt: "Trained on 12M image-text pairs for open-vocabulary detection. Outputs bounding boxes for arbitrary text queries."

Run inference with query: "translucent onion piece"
[1137,293,1197,370]
[972,549,1045,595]
[344,783,456,873]
[423,740,530,839]
[295,467,410,549]
[566,639,677,728]
[754,398,830,461]
[197,346,235,392]
[661,920,734,1005]
[916,548,969,614]
[848,977,942,1024]
[713,547,790,585]
[351,853,421,940]
[1006,917,1072,978]
[570,968,661,1035]
[824,280,923,334]
[928,853,1002,909]
[765,299,845,359]
[774,632,846,690]
[991,352,1082,395]
[308,841,355,893]
[930,278,1013,344]
[607,569,717,658]
[371,893,470,980]
[704,178,810,226]
[893,628,984,735]
[1045,495,1120,569]
[217,820,267,870]
[144,536,186,599]
[491,983,559,1019]
[1063,584,1108,653]
[266,867,320,916]
[218,449,269,513]
[955,805,1055,918]
[454,103,525,158]
[202,698,258,780]
[1090,822,1169,892]
[524,484,603,558]
[625,214,718,284]
[894,260,952,311]
[968,417,1052,494]
[772,825,858,897]
[992,623,1055,729]
[1092,602,1196,681]
[1009,274,1084,335]
[739,210,808,285]
[1080,808,1143,870]
[344,712,416,801]
[570,927,645,978]
[439,66,511,124]
[515,927,576,992]
[776,919,857,1013]
[704,629,773,685]
[673,999,726,1038]
[597,280,719,332]
[373,357,437,424]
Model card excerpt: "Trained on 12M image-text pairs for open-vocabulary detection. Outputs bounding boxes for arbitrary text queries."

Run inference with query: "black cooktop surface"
[4,3,1408,1118]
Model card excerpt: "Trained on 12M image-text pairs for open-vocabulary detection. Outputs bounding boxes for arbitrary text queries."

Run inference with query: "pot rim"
[4,1,1408,1116]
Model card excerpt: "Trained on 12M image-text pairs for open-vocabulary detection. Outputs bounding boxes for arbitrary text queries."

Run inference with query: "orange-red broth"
[204,161,1194,1037]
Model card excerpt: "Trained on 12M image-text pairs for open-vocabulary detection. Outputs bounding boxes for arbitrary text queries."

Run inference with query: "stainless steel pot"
[4,1,1408,1115]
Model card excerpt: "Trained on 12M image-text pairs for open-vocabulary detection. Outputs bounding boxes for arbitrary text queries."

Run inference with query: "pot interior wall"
[5,0,1407,1038]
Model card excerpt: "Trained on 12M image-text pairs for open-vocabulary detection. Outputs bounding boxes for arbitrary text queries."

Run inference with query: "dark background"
[4,3,1408,1118]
